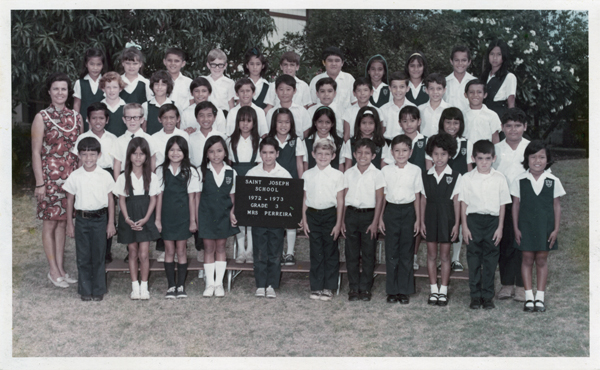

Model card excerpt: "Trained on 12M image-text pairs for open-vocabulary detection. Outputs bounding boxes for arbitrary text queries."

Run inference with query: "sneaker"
[246,252,254,264]
[513,286,526,302]
[80,295,93,301]
[280,254,286,266]
[63,273,77,284]
[176,285,187,299]
[203,285,215,297]
[266,286,276,298]
[235,253,245,264]
[130,288,140,300]
[165,286,177,299]
[496,285,514,300]
[320,289,334,301]
[348,290,360,301]
[140,287,150,300]
[214,285,225,297]
[198,270,205,279]
[482,298,495,310]
[451,261,464,272]
[255,287,266,297]
[310,291,322,300]
[92,295,103,301]
[157,251,165,262]
[197,250,204,262]
[283,254,296,266]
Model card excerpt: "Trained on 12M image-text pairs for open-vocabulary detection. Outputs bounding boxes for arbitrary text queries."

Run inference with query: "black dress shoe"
[523,300,535,312]
[81,295,93,301]
[386,294,398,303]
[105,252,113,264]
[397,294,409,304]
[482,298,495,310]
[533,300,546,312]
[360,291,372,301]
[436,293,448,306]
[469,298,482,309]
[92,295,103,301]
[348,290,360,301]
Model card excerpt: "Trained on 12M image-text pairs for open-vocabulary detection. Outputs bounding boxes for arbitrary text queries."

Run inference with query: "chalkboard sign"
[235,176,304,229]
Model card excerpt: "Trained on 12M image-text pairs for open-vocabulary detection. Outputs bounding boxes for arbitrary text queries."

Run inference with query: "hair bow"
[126,41,142,50]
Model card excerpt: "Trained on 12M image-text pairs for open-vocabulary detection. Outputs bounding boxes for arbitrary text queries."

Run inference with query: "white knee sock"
[439,285,448,295]
[535,290,545,302]
[204,263,215,287]
[286,229,296,255]
[215,261,227,286]
[246,226,253,256]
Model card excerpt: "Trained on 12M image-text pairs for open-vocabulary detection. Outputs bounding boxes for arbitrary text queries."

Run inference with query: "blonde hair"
[312,138,336,154]
[99,71,127,90]
[207,48,227,63]
[123,102,144,116]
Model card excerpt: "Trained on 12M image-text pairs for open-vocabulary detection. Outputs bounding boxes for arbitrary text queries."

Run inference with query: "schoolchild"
[267,108,306,265]
[188,101,227,168]
[246,137,293,298]
[197,136,239,298]
[225,78,269,137]
[181,77,227,134]
[303,106,345,172]
[378,134,423,304]
[481,39,517,123]
[73,48,108,131]
[309,46,356,108]
[493,108,530,302]
[307,77,345,138]
[459,139,512,309]
[463,79,501,144]
[114,137,162,300]
[118,45,153,104]
[365,54,390,108]
[301,138,345,301]
[110,103,159,181]
[264,51,312,111]
[151,104,190,167]
[404,52,430,106]
[204,48,235,114]
[511,141,565,312]
[142,70,175,135]
[380,71,416,140]
[72,102,118,262]
[342,138,386,301]
[265,75,311,137]
[341,107,390,170]
[228,106,261,264]
[155,136,200,299]
[99,72,128,137]
[342,77,384,141]
[243,47,270,109]
[64,137,116,301]
[420,133,461,306]
[444,45,477,115]
[418,73,450,138]
[163,47,194,114]
[438,107,473,271]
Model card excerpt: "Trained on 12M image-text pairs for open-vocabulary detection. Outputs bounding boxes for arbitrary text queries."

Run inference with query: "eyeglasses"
[209,63,226,69]
[124,115,144,121]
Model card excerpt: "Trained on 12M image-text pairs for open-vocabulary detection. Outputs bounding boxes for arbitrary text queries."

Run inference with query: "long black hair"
[124,137,152,196]
[158,135,198,187]
[200,136,229,183]
[481,39,510,81]
[230,106,259,159]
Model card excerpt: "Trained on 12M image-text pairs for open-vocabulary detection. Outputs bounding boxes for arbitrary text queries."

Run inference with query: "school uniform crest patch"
[461,148,467,155]
[226,176,232,185]
[376,147,381,154]
[383,89,388,96]
[545,179,553,188]
[289,140,296,148]
[417,141,424,148]
[446,176,453,184]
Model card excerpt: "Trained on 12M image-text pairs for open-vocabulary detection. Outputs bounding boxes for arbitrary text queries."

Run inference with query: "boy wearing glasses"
[204,48,235,115]
[110,102,159,180]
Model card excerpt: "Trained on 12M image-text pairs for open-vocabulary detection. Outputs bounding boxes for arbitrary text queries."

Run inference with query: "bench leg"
[337,273,342,295]
[227,270,231,292]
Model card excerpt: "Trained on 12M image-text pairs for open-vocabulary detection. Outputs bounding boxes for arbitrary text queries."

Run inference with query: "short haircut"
[450,45,472,61]
[99,71,127,90]
[353,77,373,91]
[158,103,179,118]
[123,102,143,116]
[465,79,486,94]
[322,46,344,62]
[207,48,227,63]
[399,106,420,121]
[243,47,268,78]
[87,102,109,120]
[195,101,217,117]
[280,51,300,65]
[388,71,410,85]
[472,139,495,157]
[77,137,101,153]
[259,136,280,152]
[316,77,337,92]
[313,138,336,154]
[149,70,174,96]
[424,73,446,88]
[190,77,212,94]
[522,140,553,170]
[46,72,72,93]
[353,138,377,154]
[164,47,186,61]
[391,134,413,149]
[438,107,465,138]
[501,107,527,125]
[235,77,255,93]
[275,74,296,90]
[425,132,458,158]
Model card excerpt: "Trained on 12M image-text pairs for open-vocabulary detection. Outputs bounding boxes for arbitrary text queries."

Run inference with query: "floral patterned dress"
[36,105,81,220]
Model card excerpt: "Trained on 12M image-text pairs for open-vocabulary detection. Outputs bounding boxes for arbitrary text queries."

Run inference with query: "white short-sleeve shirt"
[487,72,517,101]
[226,103,269,137]
[72,130,117,169]
[115,171,161,197]
[463,105,502,143]
[302,164,345,209]
[73,74,102,99]
[205,75,235,112]
[121,74,153,102]
[458,168,511,216]
[380,99,417,140]
[493,138,530,187]
[156,164,201,193]
[110,129,159,165]
[228,135,262,163]
[343,163,386,209]
[444,72,477,114]
[418,100,450,138]
[181,103,227,134]
[309,71,357,108]
[151,128,190,167]
[246,162,292,179]
[510,170,566,198]
[188,128,227,167]
[170,73,193,113]
[63,166,115,210]
[381,162,424,204]
[142,97,174,121]
[264,77,312,107]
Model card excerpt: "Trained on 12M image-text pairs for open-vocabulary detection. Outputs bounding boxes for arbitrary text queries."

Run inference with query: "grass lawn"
[9,159,589,367]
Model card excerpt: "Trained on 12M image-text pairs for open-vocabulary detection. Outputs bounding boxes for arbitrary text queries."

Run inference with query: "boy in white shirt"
[418,73,450,138]
[309,46,356,108]
[444,45,477,114]
[463,79,501,144]
[151,104,190,167]
[307,77,345,138]
[264,51,312,112]
[226,78,269,137]
[181,77,226,134]
[381,72,416,140]
[188,101,227,168]
[204,48,235,114]
[163,47,193,114]
[265,75,311,137]
[342,77,384,141]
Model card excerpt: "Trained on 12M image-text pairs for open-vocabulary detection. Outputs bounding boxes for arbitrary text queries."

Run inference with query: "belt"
[76,208,108,219]
[347,206,374,213]
[307,206,336,213]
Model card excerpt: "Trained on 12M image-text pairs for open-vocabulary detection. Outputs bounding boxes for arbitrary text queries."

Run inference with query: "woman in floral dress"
[31,72,83,288]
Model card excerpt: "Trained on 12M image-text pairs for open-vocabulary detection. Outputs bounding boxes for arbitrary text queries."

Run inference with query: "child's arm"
[419,193,426,238]
[142,120,147,132]
[155,192,163,232]
[195,192,201,220]
[492,204,505,246]
[461,201,472,245]
[491,131,500,144]
[151,154,156,173]
[380,158,387,169]
[107,192,116,238]
[425,159,433,170]
[512,196,521,245]
[135,194,157,229]
[368,188,384,240]
[303,160,308,172]
[345,158,352,171]
[296,156,304,179]
[73,98,81,114]
[331,189,345,240]
[341,189,348,236]
[300,191,309,236]
[66,193,75,238]
[450,194,460,242]
[228,98,235,110]
[467,163,473,172]
[230,193,237,227]
[548,197,562,249]
[343,120,350,142]
[188,193,198,233]
[113,160,121,182]
[507,95,515,109]
[264,104,274,115]
[119,195,135,230]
